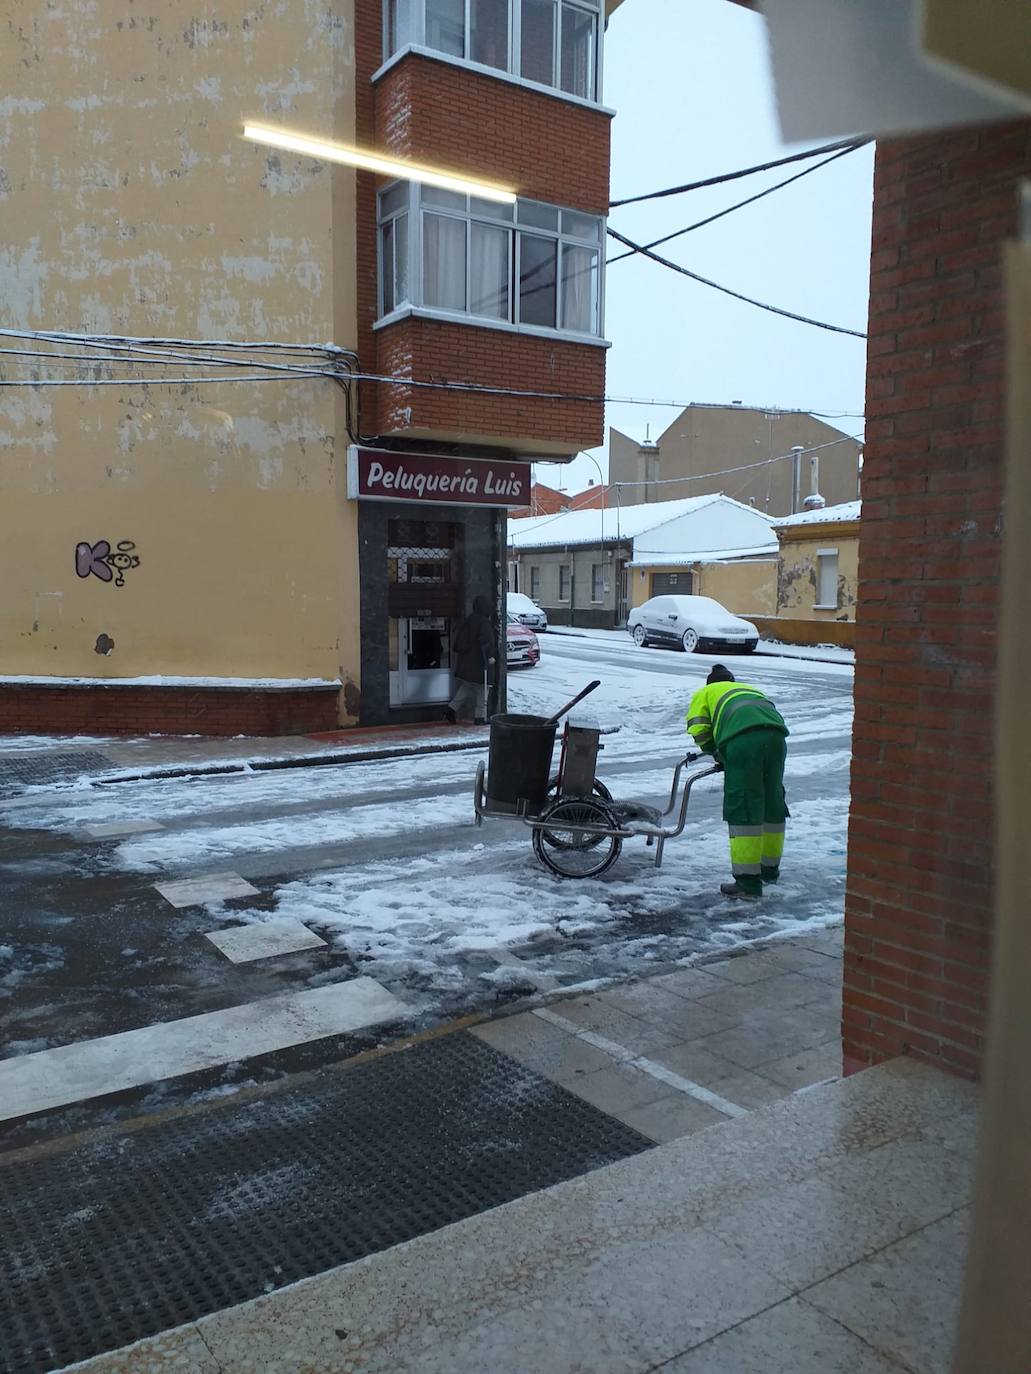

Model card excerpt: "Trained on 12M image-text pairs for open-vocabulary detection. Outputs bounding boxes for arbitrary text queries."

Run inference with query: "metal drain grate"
[0,751,113,797]
[0,1031,651,1374]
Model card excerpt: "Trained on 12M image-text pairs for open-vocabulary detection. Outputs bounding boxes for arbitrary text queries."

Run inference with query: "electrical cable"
[607,143,869,266]
[510,435,862,541]
[610,137,867,208]
[0,348,866,419]
[0,329,865,417]
[0,373,335,388]
[605,227,867,339]
[608,434,862,487]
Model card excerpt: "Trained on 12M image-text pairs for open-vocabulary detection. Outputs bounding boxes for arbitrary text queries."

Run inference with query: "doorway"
[387,518,461,708]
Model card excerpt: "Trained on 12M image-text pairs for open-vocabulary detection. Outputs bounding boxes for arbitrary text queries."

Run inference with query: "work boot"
[444,706,457,724]
[761,865,780,885]
[720,881,761,902]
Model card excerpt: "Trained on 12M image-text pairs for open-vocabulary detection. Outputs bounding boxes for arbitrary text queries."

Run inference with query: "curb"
[93,735,491,787]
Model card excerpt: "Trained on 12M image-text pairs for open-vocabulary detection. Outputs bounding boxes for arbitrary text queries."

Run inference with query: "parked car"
[506,613,540,668]
[507,591,548,633]
[626,595,759,654]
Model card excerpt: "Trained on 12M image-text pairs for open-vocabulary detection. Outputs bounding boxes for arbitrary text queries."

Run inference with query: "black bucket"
[486,712,557,814]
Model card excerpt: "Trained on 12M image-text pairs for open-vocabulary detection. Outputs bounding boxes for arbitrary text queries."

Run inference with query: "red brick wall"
[353,1,609,450]
[843,120,1031,1080]
[377,317,606,447]
[0,686,341,738]
[376,53,611,214]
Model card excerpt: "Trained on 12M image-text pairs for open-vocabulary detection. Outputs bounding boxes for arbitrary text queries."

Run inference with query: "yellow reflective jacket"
[686,681,788,756]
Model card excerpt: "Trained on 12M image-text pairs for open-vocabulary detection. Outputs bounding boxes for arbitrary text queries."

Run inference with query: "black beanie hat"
[707,664,735,685]
[472,594,491,616]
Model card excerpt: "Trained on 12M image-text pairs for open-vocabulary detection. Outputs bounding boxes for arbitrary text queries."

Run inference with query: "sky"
[542,0,875,495]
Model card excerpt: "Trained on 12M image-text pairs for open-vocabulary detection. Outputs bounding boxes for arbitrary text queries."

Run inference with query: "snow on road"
[1,639,854,1015]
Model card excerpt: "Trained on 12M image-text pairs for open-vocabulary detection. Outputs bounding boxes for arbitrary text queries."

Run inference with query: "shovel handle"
[543,679,601,728]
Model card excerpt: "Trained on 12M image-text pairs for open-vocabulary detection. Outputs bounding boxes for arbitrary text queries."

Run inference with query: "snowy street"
[0,634,852,1141]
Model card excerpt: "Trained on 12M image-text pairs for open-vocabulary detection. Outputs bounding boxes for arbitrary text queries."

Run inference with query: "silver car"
[627,594,759,654]
[506,591,548,633]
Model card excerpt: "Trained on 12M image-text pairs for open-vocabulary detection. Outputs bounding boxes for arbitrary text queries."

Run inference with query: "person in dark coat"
[445,594,495,723]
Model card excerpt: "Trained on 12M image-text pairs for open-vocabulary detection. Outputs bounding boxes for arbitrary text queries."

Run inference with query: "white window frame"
[383,0,603,104]
[558,564,571,602]
[815,548,839,610]
[529,564,541,599]
[590,562,605,603]
[377,192,411,319]
[376,182,605,340]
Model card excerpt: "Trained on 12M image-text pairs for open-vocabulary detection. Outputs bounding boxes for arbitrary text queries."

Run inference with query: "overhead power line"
[510,435,862,538]
[610,137,867,208]
[608,433,863,488]
[605,227,867,340]
[607,143,869,266]
[0,328,866,413]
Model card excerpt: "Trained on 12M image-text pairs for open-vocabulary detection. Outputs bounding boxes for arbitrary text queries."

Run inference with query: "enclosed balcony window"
[384,0,602,102]
[378,182,603,339]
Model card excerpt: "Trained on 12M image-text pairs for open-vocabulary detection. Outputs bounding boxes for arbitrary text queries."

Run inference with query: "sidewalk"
[0,720,489,798]
[42,925,978,1374]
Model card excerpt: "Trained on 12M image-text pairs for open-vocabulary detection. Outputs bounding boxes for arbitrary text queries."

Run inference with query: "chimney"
[802,453,826,510]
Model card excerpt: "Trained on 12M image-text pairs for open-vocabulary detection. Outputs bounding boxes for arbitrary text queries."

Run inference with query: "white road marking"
[533,1006,747,1119]
[0,978,407,1122]
[85,819,165,838]
[205,918,327,964]
[154,873,259,907]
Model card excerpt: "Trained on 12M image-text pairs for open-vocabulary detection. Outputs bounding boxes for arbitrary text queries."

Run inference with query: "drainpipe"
[790,445,805,513]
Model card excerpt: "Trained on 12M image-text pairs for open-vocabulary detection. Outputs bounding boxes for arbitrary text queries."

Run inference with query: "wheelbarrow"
[473,680,720,878]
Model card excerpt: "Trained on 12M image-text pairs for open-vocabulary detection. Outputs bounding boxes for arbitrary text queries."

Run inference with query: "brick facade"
[376,317,606,447]
[0,686,341,738]
[843,119,1031,1080]
[354,2,610,450]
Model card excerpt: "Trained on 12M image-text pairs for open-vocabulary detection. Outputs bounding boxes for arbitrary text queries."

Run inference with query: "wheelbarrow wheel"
[533,797,622,879]
[542,776,613,850]
[546,775,612,801]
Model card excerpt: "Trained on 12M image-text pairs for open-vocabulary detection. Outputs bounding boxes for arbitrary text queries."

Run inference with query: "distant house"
[749,500,861,648]
[508,494,778,629]
[510,480,613,519]
[608,406,862,516]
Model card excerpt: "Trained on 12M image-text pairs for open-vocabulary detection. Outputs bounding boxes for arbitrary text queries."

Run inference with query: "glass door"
[387,519,462,707]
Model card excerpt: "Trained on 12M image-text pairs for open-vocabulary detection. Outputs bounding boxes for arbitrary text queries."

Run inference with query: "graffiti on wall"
[75,540,141,588]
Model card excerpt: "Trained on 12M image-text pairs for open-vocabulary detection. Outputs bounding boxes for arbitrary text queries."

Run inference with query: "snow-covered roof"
[627,549,778,568]
[508,493,772,550]
[773,500,861,529]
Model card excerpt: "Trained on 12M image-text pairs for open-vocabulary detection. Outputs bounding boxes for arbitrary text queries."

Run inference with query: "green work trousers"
[720,727,788,896]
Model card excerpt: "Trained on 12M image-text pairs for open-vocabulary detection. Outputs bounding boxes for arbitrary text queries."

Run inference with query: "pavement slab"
[59,1058,975,1374]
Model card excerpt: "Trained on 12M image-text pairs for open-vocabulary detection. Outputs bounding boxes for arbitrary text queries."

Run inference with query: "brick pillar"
[844,120,1031,1080]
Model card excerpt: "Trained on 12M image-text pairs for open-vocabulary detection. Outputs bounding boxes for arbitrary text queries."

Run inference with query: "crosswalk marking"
[85,819,165,838]
[205,918,327,964]
[154,873,259,907]
[0,978,407,1123]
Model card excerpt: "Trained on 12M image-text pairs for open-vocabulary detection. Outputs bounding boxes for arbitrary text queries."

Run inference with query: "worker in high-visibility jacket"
[686,664,789,901]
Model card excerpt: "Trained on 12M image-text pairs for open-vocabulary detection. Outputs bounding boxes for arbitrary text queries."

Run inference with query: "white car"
[627,595,759,654]
[507,591,548,633]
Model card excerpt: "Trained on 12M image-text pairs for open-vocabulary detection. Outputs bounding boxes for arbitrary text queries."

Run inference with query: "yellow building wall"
[776,530,860,621]
[697,561,777,617]
[630,561,777,616]
[0,1,360,703]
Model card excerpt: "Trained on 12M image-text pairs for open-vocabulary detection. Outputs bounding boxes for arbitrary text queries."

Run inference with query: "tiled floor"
[472,925,847,1143]
[71,1053,977,1374]
[63,928,980,1374]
